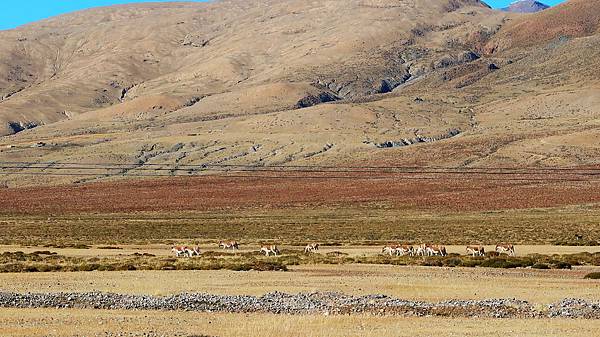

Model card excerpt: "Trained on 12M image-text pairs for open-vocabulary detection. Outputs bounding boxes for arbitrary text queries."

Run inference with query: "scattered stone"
[374,129,461,149]
[1,291,594,318]
[295,92,339,109]
[31,141,46,148]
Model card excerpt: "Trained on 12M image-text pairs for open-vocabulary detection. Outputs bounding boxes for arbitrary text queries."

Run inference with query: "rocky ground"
[1,291,598,319]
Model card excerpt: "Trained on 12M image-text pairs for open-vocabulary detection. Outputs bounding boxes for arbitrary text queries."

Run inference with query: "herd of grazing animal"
[219,240,240,251]
[260,244,281,256]
[172,241,282,257]
[382,244,448,257]
[171,245,200,257]
[172,242,516,258]
[304,243,320,253]
[381,243,515,257]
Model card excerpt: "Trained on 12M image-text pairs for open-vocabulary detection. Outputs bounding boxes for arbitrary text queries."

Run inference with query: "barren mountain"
[0,0,599,187]
[501,0,549,13]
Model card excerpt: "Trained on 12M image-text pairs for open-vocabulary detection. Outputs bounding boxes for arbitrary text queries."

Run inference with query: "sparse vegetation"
[42,243,91,249]
[532,263,550,269]
[1,250,595,274]
[1,207,600,246]
[552,239,600,247]
[0,251,287,273]
[584,272,600,280]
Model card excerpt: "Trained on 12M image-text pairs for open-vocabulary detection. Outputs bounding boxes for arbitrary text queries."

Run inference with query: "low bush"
[532,263,550,269]
[446,257,464,267]
[480,258,528,269]
[552,261,572,270]
[31,251,57,255]
[553,239,600,247]
[0,250,596,273]
[43,243,91,249]
[422,258,444,267]
[584,272,600,279]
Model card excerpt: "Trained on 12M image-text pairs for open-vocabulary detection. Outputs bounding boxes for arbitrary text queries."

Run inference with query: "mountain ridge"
[501,0,550,13]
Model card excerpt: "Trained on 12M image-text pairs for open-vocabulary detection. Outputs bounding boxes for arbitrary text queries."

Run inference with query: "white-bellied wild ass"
[466,245,485,257]
[304,243,320,253]
[382,244,399,256]
[185,246,201,257]
[414,245,427,256]
[424,244,447,257]
[261,245,280,256]
[496,244,516,256]
[382,244,414,256]
[219,240,240,251]
[171,246,190,257]
[395,244,414,256]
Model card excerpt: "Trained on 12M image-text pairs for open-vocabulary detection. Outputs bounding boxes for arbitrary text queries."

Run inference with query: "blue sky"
[0,0,568,31]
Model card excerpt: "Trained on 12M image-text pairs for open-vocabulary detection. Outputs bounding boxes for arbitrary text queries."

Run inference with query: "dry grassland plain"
[2,309,600,337]
[1,176,599,336]
[1,0,600,335]
[1,264,599,304]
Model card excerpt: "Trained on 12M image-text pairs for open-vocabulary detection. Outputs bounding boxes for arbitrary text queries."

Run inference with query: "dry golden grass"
[2,308,600,337]
[2,264,599,304]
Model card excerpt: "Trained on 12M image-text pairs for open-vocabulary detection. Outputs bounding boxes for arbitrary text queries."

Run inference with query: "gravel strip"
[0,291,598,318]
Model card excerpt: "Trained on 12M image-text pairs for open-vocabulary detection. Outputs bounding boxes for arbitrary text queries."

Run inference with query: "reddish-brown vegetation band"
[0,174,599,215]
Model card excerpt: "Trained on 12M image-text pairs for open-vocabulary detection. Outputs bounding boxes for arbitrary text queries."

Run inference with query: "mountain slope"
[0,0,494,136]
[488,0,600,51]
[0,0,600,187]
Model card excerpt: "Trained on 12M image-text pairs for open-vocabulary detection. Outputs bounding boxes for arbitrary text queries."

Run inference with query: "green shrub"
[422,258,443,267]
[32,251,57,255]
[459,258,483,268]
[532,263,550,269]
[480,258,532,269]
[584,272,600,279]
[443,257,463,267]
[553,240,600,247]
[552,261,572,270]
[326,251,348,257]
[77,263,99,272]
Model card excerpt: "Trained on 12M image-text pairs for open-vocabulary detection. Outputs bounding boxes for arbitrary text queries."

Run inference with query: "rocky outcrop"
[372,129,461,149]
[432,51,481,70]
[501,0,549,13]
[444,0,491,12]
[7,121,39,134]
[182,34,211,48]
[315,61,412,98]
[295,92,340,109]
[303,143,334,159]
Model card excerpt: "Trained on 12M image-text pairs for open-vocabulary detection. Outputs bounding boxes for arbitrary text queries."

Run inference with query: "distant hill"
[1,0,600,187]
[502,0,550,13]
